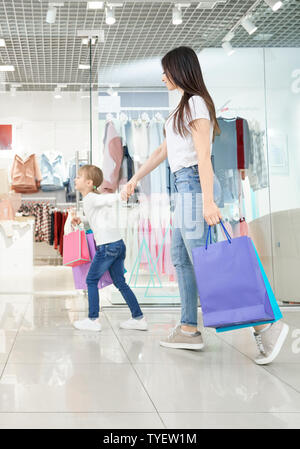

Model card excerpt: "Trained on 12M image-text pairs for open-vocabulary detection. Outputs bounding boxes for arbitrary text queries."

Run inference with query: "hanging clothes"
[59,211,68,256]
[18,201,51,243]
[54,210,62,249]
[11,154,42,194]
[248,121,268,191]
[149,119,168,194]
[40,152,66,191]
[100,121,123,193]
[132,119,150,164]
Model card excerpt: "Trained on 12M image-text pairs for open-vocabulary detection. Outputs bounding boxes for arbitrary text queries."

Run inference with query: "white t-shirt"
[82,192,122,246]
[165,95,213,173]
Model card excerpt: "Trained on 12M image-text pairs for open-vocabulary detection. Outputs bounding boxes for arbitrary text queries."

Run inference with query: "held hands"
[203,201,222,227]
[121,178,137,201]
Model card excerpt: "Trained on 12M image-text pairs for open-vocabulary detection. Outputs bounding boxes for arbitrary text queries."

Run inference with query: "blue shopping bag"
[216,241,282,332]
[191,221,275,329]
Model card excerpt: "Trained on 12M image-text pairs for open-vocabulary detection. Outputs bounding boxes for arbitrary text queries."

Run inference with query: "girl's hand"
[121,178,137,201]
[203,201,222,226]
[71,217,81,227]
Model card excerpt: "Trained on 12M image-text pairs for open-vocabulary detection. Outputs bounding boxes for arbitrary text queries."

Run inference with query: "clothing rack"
[21,197,57,202]
[120,107,170,111]
[21,198,75,207]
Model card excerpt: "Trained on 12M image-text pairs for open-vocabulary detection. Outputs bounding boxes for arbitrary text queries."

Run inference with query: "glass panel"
[93,47,273,307]
[264,47,300,305]
[0,2,92,295]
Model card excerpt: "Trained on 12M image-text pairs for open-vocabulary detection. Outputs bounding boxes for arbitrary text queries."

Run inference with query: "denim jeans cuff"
[180,321,198,327]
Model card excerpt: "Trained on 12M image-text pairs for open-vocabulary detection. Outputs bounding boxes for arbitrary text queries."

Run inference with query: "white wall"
[0,91,100,172]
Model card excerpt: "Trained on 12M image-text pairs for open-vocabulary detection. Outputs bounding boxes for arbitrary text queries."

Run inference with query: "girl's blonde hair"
[79,164,103,194]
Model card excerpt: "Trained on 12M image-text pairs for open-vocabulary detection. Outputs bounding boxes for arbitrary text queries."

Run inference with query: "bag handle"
[205,219,232,250]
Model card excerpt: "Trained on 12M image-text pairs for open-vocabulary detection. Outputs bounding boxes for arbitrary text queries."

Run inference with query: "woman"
[121,46,289,364]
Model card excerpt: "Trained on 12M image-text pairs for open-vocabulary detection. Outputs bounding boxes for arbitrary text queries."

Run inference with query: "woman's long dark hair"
[162,46,220,140]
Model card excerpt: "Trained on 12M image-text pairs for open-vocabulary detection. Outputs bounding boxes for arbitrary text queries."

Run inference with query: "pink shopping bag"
[63,229,90,267]
[72,233,113,290]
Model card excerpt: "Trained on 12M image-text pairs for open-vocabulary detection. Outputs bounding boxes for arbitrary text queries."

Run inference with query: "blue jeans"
[86,239,143,319]
[171,165,222,327]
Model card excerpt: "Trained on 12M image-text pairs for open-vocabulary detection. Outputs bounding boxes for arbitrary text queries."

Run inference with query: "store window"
[265,47,300,305]
[0,0,298,311]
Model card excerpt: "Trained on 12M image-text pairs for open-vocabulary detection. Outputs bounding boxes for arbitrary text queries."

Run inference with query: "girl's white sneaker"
[120,317,148,331]
[73,318,101,332]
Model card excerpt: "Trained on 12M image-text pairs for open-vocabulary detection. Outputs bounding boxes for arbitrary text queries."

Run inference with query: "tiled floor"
[0,293,299,429]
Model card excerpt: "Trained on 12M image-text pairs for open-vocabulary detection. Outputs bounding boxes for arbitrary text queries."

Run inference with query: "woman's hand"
[203,201,222,226]
[121,177,137,201]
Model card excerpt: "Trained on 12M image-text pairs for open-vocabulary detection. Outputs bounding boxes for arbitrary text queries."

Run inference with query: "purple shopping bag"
[72,233,113,290]
[216,240,282,332]
[191,221,275,329]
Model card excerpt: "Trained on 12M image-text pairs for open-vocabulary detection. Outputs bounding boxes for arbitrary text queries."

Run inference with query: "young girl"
[72,164,147,332]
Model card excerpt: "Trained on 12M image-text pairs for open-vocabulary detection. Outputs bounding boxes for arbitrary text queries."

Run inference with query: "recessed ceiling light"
[0,65,15,72]
[87,1,104,9]
[253,33,273,41]
[197,1,226,9]
[0,39,6,47]
[79,64,91,70]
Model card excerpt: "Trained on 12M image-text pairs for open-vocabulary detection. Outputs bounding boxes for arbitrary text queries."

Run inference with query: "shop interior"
[0,0,299,310]
[0,0,300,430]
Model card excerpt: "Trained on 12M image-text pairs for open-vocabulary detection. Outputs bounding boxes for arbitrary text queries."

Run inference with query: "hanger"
[218,107,238,120]
[155,112,164,122]
[106,113,114,121]
[17,149,32,161]
[141,112,150,123]
[119,112,128,123]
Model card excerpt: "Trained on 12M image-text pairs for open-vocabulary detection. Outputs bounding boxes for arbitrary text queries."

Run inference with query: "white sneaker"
[73,318,101,332]
[254,320,289,365]
[119,317,148,331]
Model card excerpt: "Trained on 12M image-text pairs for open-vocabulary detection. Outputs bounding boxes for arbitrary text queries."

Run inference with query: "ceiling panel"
[0,0,298,90]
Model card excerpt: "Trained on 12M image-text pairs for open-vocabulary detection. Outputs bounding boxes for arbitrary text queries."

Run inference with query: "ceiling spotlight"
[263,0,283,11]
[105,6,116,25]
[222,41,235,56]
[222,30,235,42]
[87,1,104,9]
[46,6,57,24]
[79,63,90,70]
[0,65,15,72]
[0,38,6,47]
[10,83,21,97]
[172,6,182,25]
[54,86,62,99]
[241,17,258,35]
